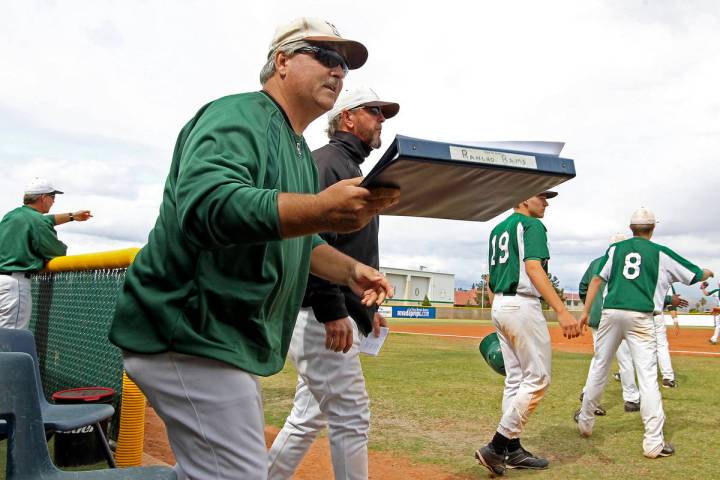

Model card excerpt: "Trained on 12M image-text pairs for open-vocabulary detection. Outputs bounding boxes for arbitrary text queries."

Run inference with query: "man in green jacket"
[109,17,399,480]
[0,177,92,329]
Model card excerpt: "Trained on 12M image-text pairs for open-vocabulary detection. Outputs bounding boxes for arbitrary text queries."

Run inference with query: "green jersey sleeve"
[311,234,326,250]
[175,99,282,249]
[522,219,549,261]
[707,289,720,296]
[31,216,67,260]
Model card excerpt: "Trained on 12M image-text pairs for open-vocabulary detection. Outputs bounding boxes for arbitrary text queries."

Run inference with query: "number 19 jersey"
[488,212,550,297]
[597,237,703,314]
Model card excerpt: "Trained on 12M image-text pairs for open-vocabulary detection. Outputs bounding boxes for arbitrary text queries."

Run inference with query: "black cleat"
[475,444,506,477]
[613,372,621,381]
[646,443,675,458]
[579,392,606,415]
[661,378,677,388]
[506,447,549,470]
[624,401,640,412]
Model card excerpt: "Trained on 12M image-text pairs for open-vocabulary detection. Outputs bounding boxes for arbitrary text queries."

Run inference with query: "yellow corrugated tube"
[114,371,147,467]
[46,248,140,272]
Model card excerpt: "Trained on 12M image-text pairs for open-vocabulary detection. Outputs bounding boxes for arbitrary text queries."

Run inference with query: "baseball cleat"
[661,378,677,388]
[474,444,506,477]
[645,443,675,458]
[613,372,621,382]
[710,340,718,345]
[505,447,549,470]
[574,409,592,437]
[624,401,640,412]
[579,392,606,416]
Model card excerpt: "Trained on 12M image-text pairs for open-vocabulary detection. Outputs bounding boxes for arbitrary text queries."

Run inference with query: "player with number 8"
[576,207,713,458]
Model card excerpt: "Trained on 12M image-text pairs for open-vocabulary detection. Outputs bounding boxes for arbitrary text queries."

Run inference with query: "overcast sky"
[2,0,719,303]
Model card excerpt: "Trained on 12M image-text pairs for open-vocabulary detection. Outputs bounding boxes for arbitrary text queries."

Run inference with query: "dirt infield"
[143,406,466,479]
[392,323,720,357]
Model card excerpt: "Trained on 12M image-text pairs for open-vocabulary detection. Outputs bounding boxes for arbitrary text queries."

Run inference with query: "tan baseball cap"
[630,207,657,225]
[268,17,368,70]
[327,86,400,120]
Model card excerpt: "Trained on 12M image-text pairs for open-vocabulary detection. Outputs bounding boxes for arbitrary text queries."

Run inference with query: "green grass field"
[262,331,720,479]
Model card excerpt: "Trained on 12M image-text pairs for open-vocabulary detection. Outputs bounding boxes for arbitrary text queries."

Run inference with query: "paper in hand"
[360,327,389,356]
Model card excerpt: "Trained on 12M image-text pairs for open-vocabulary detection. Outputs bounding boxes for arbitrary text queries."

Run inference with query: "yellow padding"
[114,371,147,468]
[45,248,140,272]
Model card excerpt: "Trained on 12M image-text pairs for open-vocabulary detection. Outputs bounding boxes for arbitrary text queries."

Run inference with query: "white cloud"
[1,0,719,292]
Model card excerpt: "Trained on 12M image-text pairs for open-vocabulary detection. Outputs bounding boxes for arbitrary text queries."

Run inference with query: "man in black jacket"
[268,86,399,480]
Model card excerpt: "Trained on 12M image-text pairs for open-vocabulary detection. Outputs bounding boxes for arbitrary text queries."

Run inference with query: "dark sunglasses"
[351,105,383,117]
[296,46,349,74]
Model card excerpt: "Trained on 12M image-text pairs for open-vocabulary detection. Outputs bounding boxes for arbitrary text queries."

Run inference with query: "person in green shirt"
[474,191,582,476]
[108,18,399,480]
[0,177,92,329]
[577,207,713,459]
[700,283,720,344]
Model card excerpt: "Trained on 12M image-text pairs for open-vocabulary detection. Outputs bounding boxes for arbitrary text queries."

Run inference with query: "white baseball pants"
[585,328,640,403]
[123,351,267,480]
[711,313,720,343]
[616,339,640,403]
[579,309,666,457]
[268,308,370,480]
[0,273,32,330]
[654,314,674,381]
[491,294,551,439]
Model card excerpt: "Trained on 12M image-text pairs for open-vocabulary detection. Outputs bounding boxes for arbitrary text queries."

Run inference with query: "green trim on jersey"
[707,288,719,297]
[488,212,549,297]
[597,237,703,313]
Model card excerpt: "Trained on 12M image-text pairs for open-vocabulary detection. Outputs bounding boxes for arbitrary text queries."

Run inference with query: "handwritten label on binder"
[449,146,537,170]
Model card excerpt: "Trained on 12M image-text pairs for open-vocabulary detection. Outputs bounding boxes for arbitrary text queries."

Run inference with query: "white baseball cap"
[24,177,64,195]
[327,86,400,121]
[268,17,368,70]
[609,233,628,244]
[630,207,657,225]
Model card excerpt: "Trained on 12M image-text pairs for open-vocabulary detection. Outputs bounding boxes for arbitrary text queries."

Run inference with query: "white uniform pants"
[491,294,551,439]
[268,308,370,480]
[585,328,640,403]
[579,309,666,457]
[123,351,267,480]
[711,313,720,342]
[0,273,32,330]
[616,340,640,403]
[654,314,674,381]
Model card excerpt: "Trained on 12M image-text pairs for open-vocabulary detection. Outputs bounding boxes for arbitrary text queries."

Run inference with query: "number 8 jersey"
[488,212,550,298]
[596,237,703,314]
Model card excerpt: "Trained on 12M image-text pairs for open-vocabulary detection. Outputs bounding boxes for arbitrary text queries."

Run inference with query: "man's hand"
[558,311,581,339]
[578,312,589,333]
[316,177,399,233]
[72,210,93,222]
[348,263,394,306]
[372,311,387,337]
[671,294,688,308]
[324,317,354,353]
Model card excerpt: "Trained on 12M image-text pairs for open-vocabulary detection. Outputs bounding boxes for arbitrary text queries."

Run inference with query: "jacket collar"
[329,131,372,164]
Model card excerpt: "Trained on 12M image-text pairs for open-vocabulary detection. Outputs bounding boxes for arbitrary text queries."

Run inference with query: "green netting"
[28,269,127,438]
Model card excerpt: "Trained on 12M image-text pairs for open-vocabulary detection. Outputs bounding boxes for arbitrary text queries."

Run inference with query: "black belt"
[0,272,32,278]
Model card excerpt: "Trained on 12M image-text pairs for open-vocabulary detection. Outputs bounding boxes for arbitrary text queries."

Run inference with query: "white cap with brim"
[630,207,657,225]
[609,233,628,244]
[24,177,63,195]
[327,86,400,121]
[268,17,368,70]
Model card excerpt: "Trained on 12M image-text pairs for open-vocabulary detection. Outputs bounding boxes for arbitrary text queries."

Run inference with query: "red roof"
[455,288,479,306]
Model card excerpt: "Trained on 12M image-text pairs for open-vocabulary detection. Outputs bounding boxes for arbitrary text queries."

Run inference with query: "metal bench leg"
[93,422,117,468]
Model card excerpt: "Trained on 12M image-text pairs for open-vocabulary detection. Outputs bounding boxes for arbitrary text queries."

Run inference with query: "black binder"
[360,135,576,222]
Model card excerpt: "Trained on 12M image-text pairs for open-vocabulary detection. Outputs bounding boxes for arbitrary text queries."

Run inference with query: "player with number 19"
[577,207,713,458]
[474,191,582,476]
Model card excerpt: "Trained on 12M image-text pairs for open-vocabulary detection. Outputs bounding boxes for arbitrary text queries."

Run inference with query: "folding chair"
[0,328,116,467]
